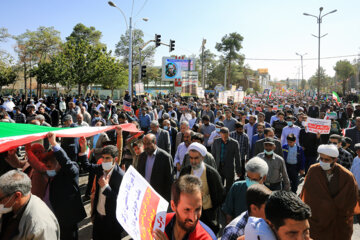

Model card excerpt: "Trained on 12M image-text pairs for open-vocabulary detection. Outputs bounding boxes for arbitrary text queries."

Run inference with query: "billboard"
[180,71,198,97]
[162,57,196,81]
[258,68,268,75]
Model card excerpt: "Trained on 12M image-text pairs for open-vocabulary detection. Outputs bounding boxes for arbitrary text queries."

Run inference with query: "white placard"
[234,91,244,103]
[306,117,331,134]
[116,166,168,240]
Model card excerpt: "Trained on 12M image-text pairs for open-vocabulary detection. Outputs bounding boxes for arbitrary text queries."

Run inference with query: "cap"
[263,138,275,145]
[216,121,224,127]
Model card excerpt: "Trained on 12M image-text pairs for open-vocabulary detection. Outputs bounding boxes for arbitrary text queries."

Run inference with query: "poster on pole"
[162,57,196,81]
[234,91,244,103]
[135,83,145,96]
[181,71,198,97]
[116,166,168,240]
[306,117,331,134]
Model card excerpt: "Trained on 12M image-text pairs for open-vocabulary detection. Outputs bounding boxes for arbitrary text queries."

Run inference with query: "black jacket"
[51,148,86,227]
[180,164,225,209]
[137,148,174,201]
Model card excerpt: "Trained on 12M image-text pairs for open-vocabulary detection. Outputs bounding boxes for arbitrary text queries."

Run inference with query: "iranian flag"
[268,90,272,100]
[332,91,341,106]
[0,122,143,153]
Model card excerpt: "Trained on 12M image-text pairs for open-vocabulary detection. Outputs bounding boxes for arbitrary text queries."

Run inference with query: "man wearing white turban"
[300,144,359,240]
[179,142,225,234]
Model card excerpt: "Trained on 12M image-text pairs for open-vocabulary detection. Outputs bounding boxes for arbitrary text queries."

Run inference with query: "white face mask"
[0,195,15,216]
[319,160,332,171]
[102,162,114,171]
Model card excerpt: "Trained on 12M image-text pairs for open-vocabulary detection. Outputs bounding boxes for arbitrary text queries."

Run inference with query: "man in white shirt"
[281,116,301,146]
[244,115,257,144]
[208,121,224,146]
[174,130,193,177]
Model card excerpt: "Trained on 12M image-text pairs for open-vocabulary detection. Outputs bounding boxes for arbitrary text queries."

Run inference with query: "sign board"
[252,98,260,104]
[135,82,145,96]
[197,87,205,99]
[351,88,356,93]
[234,91,245,103]
[326,112,337,120]
[180,71,198,97]
[231,85,237,92]
[218,91,227,104]
[258,68,268,75]
[116,166,168,240]
[306,117,331,134]
[162,57,196,81]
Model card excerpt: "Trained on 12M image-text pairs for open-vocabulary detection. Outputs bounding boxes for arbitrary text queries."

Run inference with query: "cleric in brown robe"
[300,144,359,240]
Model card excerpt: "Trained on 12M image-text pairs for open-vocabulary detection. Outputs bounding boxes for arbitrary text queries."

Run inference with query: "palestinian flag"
[0,122,143,153]
[332,91,341,106]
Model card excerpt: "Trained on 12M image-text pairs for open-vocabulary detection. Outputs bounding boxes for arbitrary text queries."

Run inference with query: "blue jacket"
[282,144,306,171]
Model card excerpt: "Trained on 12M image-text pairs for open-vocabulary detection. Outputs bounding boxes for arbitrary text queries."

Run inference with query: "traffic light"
[155,34,161,47]
[169,40,175,52]
[141,65,147,78]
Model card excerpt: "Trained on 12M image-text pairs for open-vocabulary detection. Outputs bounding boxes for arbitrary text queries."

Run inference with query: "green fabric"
[222,180,248,218]
[332,91,340,102]
[0,122,68,138]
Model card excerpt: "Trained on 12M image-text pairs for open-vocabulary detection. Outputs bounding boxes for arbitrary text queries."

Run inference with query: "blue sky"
[1,0,359,82]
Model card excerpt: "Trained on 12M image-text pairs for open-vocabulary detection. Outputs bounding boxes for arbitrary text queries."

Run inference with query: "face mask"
[264,150,273,155]
[102,161,114,171]
[319,160,332,171]
[163,126,168,130]
[287,121,293,126]
[216,128,221,133]
[250,108,253,111]
[245,177,259,188]
[0,195,15,215]
[46,170,57,177]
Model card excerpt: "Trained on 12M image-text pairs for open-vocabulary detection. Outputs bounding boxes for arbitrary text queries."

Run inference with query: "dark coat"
[180,164,225,209]
[137,148,174,201]
[211,138,241,177]
[51,148,86,227]
[307,106,320,118]
[50,108,60,127]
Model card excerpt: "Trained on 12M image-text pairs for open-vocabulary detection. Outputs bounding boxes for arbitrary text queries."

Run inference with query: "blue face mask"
[216,128,221,133]
[245,177,259,188]
[163,126,168,130]
[46,170,57,177]
[287,121,293,126]
[264,150,273,155]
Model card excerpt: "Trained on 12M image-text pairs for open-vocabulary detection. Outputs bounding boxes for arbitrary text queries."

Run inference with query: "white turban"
[245,217,277,240]
[187,142,207,157]
[317,144,339,158]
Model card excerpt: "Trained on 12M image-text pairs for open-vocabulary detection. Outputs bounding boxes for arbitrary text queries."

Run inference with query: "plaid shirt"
[338,148,353,170]
[230,131,249,161]
[222,211,249,240]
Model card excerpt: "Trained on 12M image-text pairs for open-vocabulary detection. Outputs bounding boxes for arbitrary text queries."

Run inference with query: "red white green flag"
[332,91,341,106]
[0,122,143,153]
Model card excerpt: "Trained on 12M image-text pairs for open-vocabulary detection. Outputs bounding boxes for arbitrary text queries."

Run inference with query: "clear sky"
[1,0,359,82]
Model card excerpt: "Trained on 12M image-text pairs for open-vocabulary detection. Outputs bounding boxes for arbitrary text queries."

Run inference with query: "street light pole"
[303,7,337,97]
[296,52,307,89]
[128,17,133,95]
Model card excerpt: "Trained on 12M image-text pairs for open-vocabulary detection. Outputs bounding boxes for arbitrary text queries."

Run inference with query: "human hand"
[176,163,181,172]
[79,137,87,153]
[115,125,123,134]
[47,132,57,146]
[153,229,168,240]
[25,143,32,152]
[98,174,110,188]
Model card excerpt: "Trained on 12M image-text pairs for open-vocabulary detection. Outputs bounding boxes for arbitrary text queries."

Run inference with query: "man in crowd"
[301,144,359,240]
[0,170,60,239]
[212,127,241,192]
[150,120,171,153]
[153,175,217,240]
[200,115,216,151]
[253,128,283,158]
[174,130,193,177]
[257,138,290,191]
[244,115,256,144]
[345,116,360,152]
[281,115,301,146]
[223,108,237,132]
[329,134,353,169]
[230,122,250,177]
[222,157,268,224]
[272,111,287,139]
[179,142,224,233]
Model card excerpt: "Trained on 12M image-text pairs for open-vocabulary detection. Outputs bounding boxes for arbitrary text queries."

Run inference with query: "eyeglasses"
[0,194,11,202]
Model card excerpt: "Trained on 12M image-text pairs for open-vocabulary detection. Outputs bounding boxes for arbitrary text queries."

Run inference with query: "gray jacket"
[155,129,171,153]
[16,194,60,240]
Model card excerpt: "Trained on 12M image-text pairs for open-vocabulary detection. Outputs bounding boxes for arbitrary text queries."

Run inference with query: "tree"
[215,32,245,88]
[0,27,10,42]
[300,79,307,90]
[0,64,17,92]
[115,28,156,67]
[197,49,217,88]
[66,23,103,47]
[334,60,356,95]
[100,57,128,97]
[308,67,332,92]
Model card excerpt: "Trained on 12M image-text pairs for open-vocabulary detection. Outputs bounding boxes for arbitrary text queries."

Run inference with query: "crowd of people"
[0,90,360,240]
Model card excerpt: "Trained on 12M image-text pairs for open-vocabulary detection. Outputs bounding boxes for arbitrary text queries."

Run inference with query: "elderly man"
[0,170,60,239]
[300,144,359,240]
[222,157,269,224]
[174,130,193,177]
[137,134,174,201]
[253,128,283,158]
[179,142,224,234]
[212,127,241,192]
[150,120,171,153]
[75,113,89,127]
[175,121,190,149]
[258,138,290,191]
[80,106,91,125]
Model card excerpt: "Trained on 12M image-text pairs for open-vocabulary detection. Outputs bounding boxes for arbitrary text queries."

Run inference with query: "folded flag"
[123,100,132,112]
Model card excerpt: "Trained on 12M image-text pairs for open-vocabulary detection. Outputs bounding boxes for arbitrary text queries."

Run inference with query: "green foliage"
[100,57,128,96]
[115,29,155,66]
[0,64,17,91]
[300,79,307,90]
[308,67,332,91]
[0,27,11,43]
[215,32,245,88]
[66,23,103,47]
[334,60,356,95]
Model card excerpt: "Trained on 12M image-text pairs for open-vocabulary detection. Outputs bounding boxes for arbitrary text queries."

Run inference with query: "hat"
[39,98,44,101]
[216,121,224,127]
[63,115,73,122]
[264,138,275,145]
[354,143,360,151]
[317,144,339,158]
[187,142,207,157]
[245,217,277,240]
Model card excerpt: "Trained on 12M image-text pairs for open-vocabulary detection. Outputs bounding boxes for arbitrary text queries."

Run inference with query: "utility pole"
[201,39,206,88]
[224,67,227,90]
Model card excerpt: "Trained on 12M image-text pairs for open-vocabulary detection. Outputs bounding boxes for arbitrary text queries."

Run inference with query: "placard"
[135,82,145,96]
[181,71,198,97]
[218,91,227,104]
[116,166,168,240]
[234,91,244,103]
[306,117,331,134]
